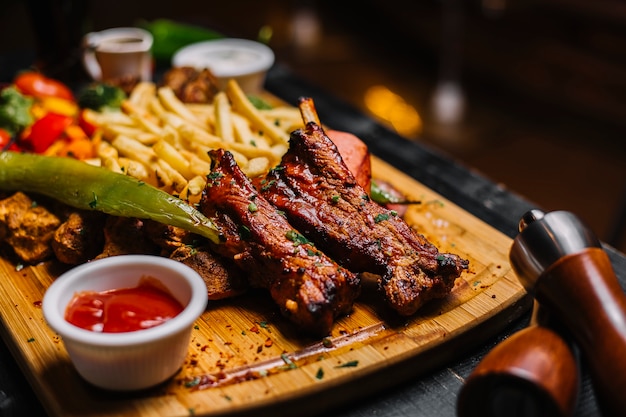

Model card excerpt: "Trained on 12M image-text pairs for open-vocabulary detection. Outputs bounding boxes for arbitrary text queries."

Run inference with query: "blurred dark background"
[1,0,625,252]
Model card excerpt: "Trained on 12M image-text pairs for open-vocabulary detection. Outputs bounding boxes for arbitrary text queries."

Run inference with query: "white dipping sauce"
[172,38,275,77]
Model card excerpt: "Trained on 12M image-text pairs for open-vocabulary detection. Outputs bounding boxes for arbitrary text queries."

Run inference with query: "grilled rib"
[258,121,469,316]
[200,148,360,335]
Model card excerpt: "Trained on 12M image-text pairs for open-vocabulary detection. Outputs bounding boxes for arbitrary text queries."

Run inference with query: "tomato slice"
[0,128,22,151]
[0,128,10,147]
[14,71,74,101]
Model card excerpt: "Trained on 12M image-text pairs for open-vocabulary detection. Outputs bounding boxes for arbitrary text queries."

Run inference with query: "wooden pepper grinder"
[507,209,626,416]
[457,300,580,417]
[509,210,626,416]
[458,209,626,417]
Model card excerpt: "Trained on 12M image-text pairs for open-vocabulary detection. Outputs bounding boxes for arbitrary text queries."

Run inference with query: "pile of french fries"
[86,79,304,203]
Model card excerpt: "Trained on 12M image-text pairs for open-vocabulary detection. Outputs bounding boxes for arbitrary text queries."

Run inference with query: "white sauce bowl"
[172,38,275,92]
[42,255,208,391]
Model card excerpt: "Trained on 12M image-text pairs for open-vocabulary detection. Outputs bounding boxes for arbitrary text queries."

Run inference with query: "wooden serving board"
[0,156,531,417]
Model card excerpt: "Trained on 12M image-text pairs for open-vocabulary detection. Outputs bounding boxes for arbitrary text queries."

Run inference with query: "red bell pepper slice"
[78,109,97,137]
[21,112,73,154]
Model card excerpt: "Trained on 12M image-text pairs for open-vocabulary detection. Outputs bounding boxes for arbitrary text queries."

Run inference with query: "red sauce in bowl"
[65,277,184,333]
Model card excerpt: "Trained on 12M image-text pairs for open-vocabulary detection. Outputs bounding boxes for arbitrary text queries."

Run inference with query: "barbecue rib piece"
[200,149,360,336]
[258,121,469,316]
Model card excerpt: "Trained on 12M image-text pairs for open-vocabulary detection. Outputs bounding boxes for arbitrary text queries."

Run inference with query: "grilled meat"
[52,210,106,264]
[95,216,160,259]
[258,122,469,316]
[161,67,220,104]
[170,244,249,300]
[143,220,249,300]
[0,192,60,264]
[142,219,200,257]
[200,148,360,335]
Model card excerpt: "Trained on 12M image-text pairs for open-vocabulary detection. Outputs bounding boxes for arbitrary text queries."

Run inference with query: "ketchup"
[65,277,184,333]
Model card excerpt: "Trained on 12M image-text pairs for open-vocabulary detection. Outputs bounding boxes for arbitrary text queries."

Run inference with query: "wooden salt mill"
[458,209,626,417]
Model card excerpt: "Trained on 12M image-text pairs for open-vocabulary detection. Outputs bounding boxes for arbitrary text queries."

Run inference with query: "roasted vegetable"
[20,112,74,154]
[14,71,74,101]
[0,86,34,136]
[0,152,221,243]
[77,83,126,111]
[0,128,18,151]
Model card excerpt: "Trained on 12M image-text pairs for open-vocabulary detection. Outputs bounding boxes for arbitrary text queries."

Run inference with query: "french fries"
[89,79,304,204]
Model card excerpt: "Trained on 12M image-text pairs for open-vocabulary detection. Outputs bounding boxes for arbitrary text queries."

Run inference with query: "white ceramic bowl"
[42,255,208,391]
[172,38,275,92]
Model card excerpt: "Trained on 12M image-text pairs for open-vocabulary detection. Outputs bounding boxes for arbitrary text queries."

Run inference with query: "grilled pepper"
[0,86,34,136]
[0,152,221,243]
[20,112,74,154]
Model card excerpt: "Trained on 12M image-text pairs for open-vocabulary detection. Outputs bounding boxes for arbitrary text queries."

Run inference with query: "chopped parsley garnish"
[285,230,311,246]
[306,248,320,257]
[280,353,298,369]
[335,360,359,368]
[261,179,276,191]
[248,202,258,212]
[207,172,223,181]
[184,377,201,388]
[238,224,252,240]
[374,213,390,223]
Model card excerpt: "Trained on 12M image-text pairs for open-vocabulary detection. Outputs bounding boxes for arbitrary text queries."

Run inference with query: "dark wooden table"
[1,63,622,417]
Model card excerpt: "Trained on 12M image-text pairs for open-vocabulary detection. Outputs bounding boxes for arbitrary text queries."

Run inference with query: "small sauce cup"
[42,255,208,391]
[172,38,275,93]
[82,27,154,83]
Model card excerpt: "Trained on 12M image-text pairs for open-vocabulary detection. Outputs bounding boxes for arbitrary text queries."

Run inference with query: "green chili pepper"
[139,19,223,62]
[0,152,221,243]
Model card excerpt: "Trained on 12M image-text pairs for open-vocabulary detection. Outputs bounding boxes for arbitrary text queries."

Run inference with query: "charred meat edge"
[258,118,468,316]
[200,148,360,336]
